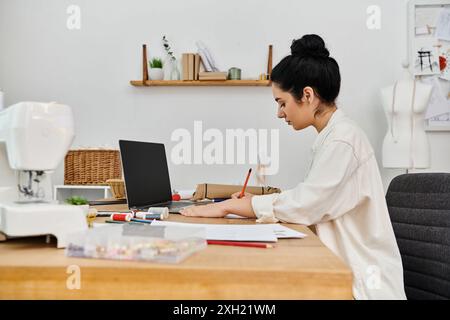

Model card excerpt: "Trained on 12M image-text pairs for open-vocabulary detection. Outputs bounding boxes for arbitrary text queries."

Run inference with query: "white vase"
[170,60,181,80]
[163,57,173,80]
[149,68,164,80]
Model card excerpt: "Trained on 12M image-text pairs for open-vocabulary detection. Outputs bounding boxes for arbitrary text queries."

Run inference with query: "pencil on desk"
[238,168,252,198]
[207,240,274,249]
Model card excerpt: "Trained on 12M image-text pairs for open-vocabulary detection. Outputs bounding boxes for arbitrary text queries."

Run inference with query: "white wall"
[0,0,449,192]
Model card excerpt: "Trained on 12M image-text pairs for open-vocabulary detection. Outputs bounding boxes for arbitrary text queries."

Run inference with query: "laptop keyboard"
[167,202,193,209]
[136,201,198,211]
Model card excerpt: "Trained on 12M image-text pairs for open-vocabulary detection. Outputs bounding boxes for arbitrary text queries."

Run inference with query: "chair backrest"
[386,173,450,300]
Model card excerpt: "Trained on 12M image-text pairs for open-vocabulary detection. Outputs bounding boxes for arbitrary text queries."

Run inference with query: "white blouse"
[251,109,406,300]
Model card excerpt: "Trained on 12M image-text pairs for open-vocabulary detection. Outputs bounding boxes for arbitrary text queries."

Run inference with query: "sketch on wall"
[411,1,450,130]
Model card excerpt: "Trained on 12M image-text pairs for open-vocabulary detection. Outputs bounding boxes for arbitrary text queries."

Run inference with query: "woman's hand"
[231,192,255,199]
[180,197,257,219]
[180,202,228,218]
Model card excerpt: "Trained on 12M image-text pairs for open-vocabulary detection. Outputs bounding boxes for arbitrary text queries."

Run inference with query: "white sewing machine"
[0,102,88,248]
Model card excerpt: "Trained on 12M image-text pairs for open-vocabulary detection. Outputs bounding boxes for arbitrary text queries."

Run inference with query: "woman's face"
[272,84,317,130]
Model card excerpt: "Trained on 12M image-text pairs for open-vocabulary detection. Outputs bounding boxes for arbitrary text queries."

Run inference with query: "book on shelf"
[182,53,189,80]
[198,71,228,81]
[182,53,197,80]
[199,72,227,77]
[188,54,194,80]
[198,48,213,72]
[194,54,200,80]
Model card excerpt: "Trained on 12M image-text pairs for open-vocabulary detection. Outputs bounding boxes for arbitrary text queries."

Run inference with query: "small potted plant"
[65,196,89,214]
[65,196,97,227]
[149,57,164,80]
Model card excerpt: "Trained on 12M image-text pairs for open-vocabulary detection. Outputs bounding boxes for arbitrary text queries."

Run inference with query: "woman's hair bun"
[291,34,330,59]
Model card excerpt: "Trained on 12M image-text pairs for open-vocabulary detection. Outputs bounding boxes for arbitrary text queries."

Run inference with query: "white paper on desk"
[151,221,277,242]
[270,224,307,239]
[225,214,247,219]
[93,222,109,228]
[436,9,450,41]
[421,76,450,119]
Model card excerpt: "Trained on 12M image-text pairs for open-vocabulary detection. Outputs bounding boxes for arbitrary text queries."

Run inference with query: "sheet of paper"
[151,220,278,242]
[416,6,442,31]
[436,8,450,41]
[271,224,307,239]
[225,213,247,219]
[413,38,441,76]
[429,112,450,126]
[439,45,450,80]
[93,222,109,228]
[421,76,450,119]
[415,26,430,36]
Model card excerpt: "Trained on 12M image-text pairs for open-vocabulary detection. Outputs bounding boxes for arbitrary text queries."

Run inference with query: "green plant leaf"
[149,57,163,68]
[65,196,89,205]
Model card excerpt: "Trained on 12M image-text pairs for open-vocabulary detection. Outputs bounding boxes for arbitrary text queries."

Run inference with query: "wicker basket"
[106,179,126,200]
[64,149,122,185]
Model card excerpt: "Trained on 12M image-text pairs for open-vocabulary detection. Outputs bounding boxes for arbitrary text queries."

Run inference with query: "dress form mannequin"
[381,68,432,169]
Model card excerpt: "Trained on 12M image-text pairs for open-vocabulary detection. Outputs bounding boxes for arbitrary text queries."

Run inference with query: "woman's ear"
[303,87,316,104]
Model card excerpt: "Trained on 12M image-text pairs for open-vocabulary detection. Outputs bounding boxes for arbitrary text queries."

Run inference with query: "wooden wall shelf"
[130,80,271,87]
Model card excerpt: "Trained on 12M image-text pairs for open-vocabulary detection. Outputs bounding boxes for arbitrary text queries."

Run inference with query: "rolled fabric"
[192,183,281,201]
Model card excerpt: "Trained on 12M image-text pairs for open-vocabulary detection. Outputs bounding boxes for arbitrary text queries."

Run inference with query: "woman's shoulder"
[330,116,363,139]
[327,116,374,160]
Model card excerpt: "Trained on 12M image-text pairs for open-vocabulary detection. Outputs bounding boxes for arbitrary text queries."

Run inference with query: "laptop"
[119,140,205,213]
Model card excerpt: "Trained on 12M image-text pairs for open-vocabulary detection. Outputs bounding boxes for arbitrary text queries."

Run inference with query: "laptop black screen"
[119,140,172,208]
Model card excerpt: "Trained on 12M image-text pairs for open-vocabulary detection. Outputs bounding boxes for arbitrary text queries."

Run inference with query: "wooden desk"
[0,210,353,299]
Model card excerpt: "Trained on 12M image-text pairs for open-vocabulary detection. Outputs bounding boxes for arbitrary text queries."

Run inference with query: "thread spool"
[147,207,169,219]
[227,67,241,80]
[135,212,163,220]
[110,213,132,222]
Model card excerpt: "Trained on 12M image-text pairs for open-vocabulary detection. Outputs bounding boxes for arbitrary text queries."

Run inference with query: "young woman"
[180,34,406,300]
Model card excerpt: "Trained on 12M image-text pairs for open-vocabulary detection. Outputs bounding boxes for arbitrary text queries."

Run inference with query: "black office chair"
[386,173,450,300]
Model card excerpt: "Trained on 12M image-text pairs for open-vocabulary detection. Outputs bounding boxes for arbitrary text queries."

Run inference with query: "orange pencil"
[238,168,252,198]
[207,240,273,249]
